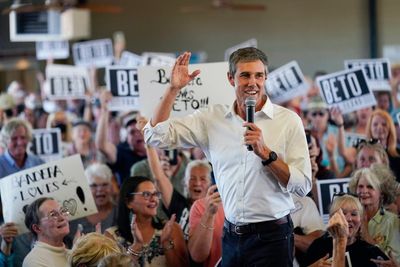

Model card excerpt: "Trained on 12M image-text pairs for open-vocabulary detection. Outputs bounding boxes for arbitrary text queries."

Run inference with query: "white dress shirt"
[144,97,312,224]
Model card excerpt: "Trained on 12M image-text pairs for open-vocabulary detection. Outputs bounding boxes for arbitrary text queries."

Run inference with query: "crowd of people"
[0,46,399,267]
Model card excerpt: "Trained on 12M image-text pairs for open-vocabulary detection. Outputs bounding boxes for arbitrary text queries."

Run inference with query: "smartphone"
[164,149,178,165]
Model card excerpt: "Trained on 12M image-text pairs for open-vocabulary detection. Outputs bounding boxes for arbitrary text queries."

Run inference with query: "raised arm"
[95,90,117,163]
[150,52,200,126]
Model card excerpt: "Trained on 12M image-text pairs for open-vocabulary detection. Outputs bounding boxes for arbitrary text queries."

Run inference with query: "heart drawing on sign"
[63,199,77,216]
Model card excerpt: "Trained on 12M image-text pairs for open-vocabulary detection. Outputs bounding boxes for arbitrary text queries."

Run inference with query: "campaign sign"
[317,178,351,224]
[72,38,114,68]
[36,40,69,60]
[45,64,90,100]
[141,52,176,67]
[119,51,143,67]
[345,132,366,148]
[224,38,257,61]
[30,128,62,162]
[138,62,235,118]
[316,68,376,114]
[106,66,139,111]
[265,61,309,104]
[345,58,391,91]
[0,155,97,234]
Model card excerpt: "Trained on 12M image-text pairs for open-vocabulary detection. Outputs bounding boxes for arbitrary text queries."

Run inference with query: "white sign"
[36,41,69,60]
[265,61,309,104]
[45,64,90,100]
[383,45,400,64]
[0,155,97,234]
[316,68,376,114]
[138,62,235,118]
[224,38,257,61]
[141,52,176,66]
[119,51,143,67]
[345,132,366,148]
[72,38,114,67]
[344,58,391,91]
[316,178,351,224]
[30,128,63,162]
[106,66,139,111]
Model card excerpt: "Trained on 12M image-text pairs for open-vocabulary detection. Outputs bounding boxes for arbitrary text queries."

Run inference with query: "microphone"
[245,97,256,151]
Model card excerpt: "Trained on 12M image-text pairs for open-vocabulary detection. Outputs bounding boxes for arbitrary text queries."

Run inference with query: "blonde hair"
[349,164,398,205]
[96,253,136,267]
[366,109,399,157]
[69,233,122,267]
[329,194,363,218]
[46,111,72,142]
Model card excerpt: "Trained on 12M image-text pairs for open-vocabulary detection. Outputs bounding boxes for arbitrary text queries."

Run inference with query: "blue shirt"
[0,150,44,179]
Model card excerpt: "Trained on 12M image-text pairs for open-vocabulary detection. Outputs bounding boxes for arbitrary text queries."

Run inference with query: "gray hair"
[24,197,53,239]
[0,118,32,146]
[349,164,398,205]
[228,47,268,77]
[184,160,212,197]
[85,163,113,183]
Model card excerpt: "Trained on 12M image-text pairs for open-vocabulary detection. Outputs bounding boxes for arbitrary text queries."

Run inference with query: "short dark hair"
[24,197,53,239]
[228,47,268,77]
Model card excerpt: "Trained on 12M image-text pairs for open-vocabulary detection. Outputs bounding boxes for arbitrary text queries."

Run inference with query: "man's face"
[72,125,92,144]
[187,166,211,201]
[36,199,70,241]
[8,125,28,159]
[228,60,267,112]
[126,123,145,155]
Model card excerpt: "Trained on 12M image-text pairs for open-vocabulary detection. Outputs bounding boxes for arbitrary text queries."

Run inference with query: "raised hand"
[131,214,144,245]
[160,214,176,245]
[327,209,348,240]
[170,52,201,91]
[205,185,221,215]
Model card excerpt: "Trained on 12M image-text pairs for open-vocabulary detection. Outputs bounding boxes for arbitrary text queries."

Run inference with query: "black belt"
[224,215,289,235]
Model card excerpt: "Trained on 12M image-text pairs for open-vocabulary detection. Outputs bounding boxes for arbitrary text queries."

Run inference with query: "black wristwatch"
[262,151,278,166]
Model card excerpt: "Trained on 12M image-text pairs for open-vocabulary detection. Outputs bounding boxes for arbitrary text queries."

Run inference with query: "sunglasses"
[331,192,358,203]
[130,191,162,200]
[310,111,327,117]
[353,138,380,149]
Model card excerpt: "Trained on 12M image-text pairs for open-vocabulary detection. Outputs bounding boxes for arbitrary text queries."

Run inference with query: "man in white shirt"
[144,47,312,267]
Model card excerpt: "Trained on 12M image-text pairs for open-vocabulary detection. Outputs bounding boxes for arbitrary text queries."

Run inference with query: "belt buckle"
[233,225,244,235]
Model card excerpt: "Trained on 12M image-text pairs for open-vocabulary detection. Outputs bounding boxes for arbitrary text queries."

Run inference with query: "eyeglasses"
[310,111,326,117]
[89,183,110,189]
[130,191,162,200]
[42,207,70,221]
[353,138,380,149]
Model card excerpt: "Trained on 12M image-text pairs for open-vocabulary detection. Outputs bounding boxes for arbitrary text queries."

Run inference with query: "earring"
[380,204,385,216]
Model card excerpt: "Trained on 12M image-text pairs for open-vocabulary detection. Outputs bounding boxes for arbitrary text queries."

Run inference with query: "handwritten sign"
[36,40,69,60]
[265,61,309,104]
[72,38,114,67]
[316,178,351,224]
[224,38,257,61]
[30,128,63,162]
[138,62,235,117]
[0,155,97,234]
[316,68,376,114]
[45,64,90,100]
[105,66,139,111]
[345,58,391,91]
[141,52,176,66]
[119,51,143,67]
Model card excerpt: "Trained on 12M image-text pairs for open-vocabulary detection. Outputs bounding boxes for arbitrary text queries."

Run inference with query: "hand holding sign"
[170,52,201,92]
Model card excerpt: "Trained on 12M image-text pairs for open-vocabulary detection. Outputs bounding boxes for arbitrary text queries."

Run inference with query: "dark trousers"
[221,216,294,267]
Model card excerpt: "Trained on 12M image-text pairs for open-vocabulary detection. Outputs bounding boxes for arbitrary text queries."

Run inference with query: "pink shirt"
[189,198,225,267]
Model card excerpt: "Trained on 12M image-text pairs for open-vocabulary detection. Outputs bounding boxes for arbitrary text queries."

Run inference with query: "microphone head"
[245,96,256,107]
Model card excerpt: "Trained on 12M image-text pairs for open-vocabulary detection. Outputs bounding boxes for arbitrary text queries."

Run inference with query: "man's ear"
[227,72,235,87]
[32,224,41,235]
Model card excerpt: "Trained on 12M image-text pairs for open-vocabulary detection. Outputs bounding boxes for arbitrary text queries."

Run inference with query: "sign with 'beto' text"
[105,66,139,111]
[265,61,309,104]
[141,52,176,67]
[72,38,114,68]
[0,155,97,234]
[119,51,143,67]
[317,178,351,224]
[36,40,69,60]
[138,62,235,118]
[30,128,62,162]
[316,68,376,114]
[345,58,391,91]
[45,64,90,100]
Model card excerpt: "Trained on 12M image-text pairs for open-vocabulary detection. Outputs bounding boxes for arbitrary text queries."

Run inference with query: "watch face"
[270,151,277,161]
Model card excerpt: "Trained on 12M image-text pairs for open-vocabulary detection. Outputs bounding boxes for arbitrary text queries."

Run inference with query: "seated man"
[23,197,71,267]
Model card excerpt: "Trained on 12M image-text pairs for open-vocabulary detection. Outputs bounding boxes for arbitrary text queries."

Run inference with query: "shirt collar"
[4,149,17,167]
[225,96,274,119]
